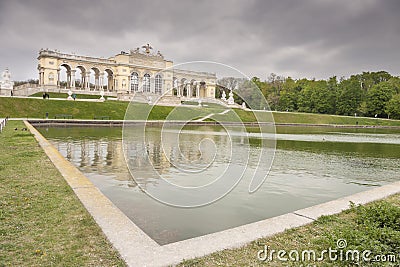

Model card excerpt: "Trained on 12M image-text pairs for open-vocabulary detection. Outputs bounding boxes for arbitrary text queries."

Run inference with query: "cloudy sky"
[0,0,399,81]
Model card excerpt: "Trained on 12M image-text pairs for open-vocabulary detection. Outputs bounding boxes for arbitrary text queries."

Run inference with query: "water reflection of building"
[126,126,235,184]
[55,139,128,181]
[54,127,234,188]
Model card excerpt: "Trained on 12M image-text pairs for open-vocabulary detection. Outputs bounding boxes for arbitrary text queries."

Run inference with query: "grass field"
[179,194,400,266]
[0,97,129,119]
[0,111,399,266]
[1,97,400,126]
[271,111,400,126]
[0,121,126,266]
[29,92,102,99]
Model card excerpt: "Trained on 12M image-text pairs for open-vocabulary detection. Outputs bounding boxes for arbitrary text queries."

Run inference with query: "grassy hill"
[0,97,128,120]
[1,97,400,126]
[29,92,102,99]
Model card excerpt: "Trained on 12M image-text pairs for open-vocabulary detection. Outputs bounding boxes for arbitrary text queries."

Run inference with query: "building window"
[143,73,150,92]
[130,72,139,92]
[155,74,162,94]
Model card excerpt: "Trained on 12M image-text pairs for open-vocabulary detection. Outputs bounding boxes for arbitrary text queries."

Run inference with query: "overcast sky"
[0,0,399,81]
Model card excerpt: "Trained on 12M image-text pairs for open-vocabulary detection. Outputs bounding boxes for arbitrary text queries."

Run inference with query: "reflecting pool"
[37,125,400,245]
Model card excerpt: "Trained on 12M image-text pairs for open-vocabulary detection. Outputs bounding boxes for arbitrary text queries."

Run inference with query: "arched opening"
[59,64,72,88]
[104,69,114,91]
[73,67,81,89]
[76,66,87,90]
[181,78,187,97]
[89,67,101,90]
[130,72,139,92]
[155,74,162,94]
[143,73,151,92]
[191,79,196,97]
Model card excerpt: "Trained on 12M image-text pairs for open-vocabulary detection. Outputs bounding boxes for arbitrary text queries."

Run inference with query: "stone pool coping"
[26,118,400,129]
[24,120,400,266]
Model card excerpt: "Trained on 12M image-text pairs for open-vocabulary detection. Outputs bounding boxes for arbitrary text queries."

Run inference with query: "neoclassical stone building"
[37,45,217,100]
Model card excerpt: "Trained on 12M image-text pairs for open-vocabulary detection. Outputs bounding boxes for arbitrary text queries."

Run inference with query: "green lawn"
[181,100,226,109]
[179,194,400,266]
[29,92,102,99]
[0,113,399,266]
[0,121,126,266]
[0,97,129,119]
[1,97,400,126]
[272,111,400,126]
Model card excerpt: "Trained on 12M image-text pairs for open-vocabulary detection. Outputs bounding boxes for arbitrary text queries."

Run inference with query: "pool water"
[37,125,400,245]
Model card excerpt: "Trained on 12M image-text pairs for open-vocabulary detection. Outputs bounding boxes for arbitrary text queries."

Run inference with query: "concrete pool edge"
[27,118,400,129]
[25,120,400,266]
[24,120,160,266]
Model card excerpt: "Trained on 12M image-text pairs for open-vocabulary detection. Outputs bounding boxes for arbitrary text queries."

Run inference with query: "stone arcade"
[36,45,217,102]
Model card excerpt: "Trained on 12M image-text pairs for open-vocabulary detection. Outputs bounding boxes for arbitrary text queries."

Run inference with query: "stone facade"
[37,45,217,100]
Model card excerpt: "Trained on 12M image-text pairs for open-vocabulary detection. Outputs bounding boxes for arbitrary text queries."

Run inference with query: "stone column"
[99,73,104,90]
[39,71,43,86]
[70,70,76,89]
[181,83,184,97]
[107,76,111,91]
[86,73,90,90]
[196,82,200,98]
[57,69,61,88]
[177,80,181,96]
[80,72,85,90]
[187,83,191,98]
[66,71,71,89]
[94,75,98,90]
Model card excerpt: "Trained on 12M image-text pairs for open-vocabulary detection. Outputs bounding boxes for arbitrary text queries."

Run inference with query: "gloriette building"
[36,44,217,101]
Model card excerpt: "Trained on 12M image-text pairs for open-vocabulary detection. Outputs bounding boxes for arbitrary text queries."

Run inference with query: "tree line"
[219,71,400,119]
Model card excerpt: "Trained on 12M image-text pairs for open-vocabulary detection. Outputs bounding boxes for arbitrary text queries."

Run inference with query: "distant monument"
[227,90,235,105]
[221,90,227,101]
[0,68,14,96]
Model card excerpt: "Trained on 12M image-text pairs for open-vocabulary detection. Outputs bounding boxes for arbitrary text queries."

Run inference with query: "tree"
[386,94,400,119]
[297,84,314,113]
[218,77,239,91]
[235,78,266,109]
[297,80,334,114]
[277,77,298,111]
[267,73,285,95]
[215,70,398,117]
[387,77,400,94]
[278,91,298,111]
[312,82,335,114]
[217,77,247,104]
[336,77,363,115]
[365,82,395,117]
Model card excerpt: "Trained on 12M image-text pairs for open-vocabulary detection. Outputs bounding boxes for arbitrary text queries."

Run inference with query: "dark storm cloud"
[0,0,399,80]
